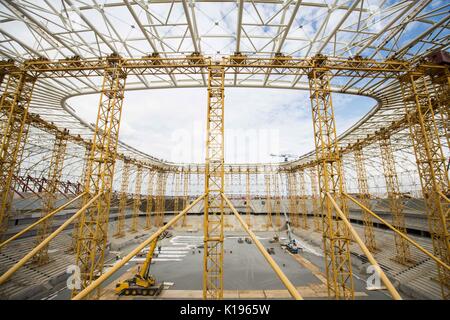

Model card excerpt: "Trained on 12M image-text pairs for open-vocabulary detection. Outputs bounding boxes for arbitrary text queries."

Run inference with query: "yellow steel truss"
[114,160,130,238]
[264,174,273,228]
[73,54,126,297]
[273,172,281,228]
[33,129,68,265]
[309,166,321,231]
[353,147,377,252]
[155,171,168,227]
[308,57,354,299]
[173,171,181,216]
[145,169,155,230]
[379,135,412,264]
[399,70,450,299]
[245,169,252,227]
[181,169,190,227]
[287,172,299,228]
[298,169,309,229]
[130,164,143,233]
[0,70,36,236]
[203,65,225,300]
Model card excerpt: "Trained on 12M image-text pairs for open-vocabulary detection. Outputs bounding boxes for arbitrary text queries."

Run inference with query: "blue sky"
[68,88,375,163]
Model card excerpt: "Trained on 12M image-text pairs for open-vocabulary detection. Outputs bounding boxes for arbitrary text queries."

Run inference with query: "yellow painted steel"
[155,171,168,227]
[273,172,281,228]
[0,193,101,285]
[245,169,252,227]
[203,65,225,300]
[399,69,450,299]
[115,160,130,238]
[145,169,155,230]
[353,147,377,252]
[130,164,143,233]
[344,193,450,271]
[264,174,273,228]
[222,193,303,300]
[298,169,308,229]
[0,69,36,236]
[309,166,321,231]
[73,54,127,297]
[181,169,190,227]
[379,135,411,264]
[308,57,354,299]
[72,193,205,300]
[33,130,69,265]
[0,192,85,250]
[326,193,402,300]
[287,171,299,228]
[173,171,181,216]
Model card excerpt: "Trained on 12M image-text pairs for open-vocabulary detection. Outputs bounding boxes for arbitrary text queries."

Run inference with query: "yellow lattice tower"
[273,172,281,228]
[287,172,299,228]
[145,169,155,230]
[71,145,91,251]
[399,69,450,299]
[264,172,273,228]
[203,65,225,300]
[114,160,130,238]
[298,169,309,229]
[308,57,354,299]
[33,129,68,265]
[181,168,190,227]
[130,164,143,233]
[155,171,168,227]
[428,67,449,149]
[309,166,322,231]
[379,135,411,264]
[245,169,252,227]
[0,69,36,236]
[73,54,127,297]
[353,147,377,252]
[173,170,181,216]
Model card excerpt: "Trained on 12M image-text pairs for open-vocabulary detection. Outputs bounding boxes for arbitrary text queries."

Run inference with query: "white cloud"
[68,87,375,164]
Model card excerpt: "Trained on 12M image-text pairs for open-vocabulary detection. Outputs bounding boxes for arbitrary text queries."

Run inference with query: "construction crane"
[114,233,168,296]
[270,153,298,162]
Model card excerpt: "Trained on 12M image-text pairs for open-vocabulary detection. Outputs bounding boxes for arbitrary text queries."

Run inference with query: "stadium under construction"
[0,0,449,302]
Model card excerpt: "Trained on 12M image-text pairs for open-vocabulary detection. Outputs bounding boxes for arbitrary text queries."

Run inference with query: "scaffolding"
[130,164,143,233]
[353,147,377,252]
[308,57,354,299]
[399,69,450,300]
[203,65,225,300]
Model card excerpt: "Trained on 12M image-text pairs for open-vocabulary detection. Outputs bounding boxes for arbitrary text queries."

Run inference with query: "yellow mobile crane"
[114,234,165,296]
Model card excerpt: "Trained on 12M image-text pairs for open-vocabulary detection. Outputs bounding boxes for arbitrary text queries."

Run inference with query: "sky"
[68,88,375,164]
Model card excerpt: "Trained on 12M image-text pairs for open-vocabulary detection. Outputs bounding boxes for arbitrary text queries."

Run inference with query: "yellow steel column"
[130,164,143,233]
[203,64,225,300]
[182,168,190,227]
[399,69,450,299]
[173,170,181,216]
[145,169,155,230]
[274,172,281,228]
[298,169,309,229]
[287,171,299,228]
[114,160,130,238]
[70,145,91,251]
[33,129,68,265]
[309,166,321,231]
[428,67,449,148]
[0,69,36,236]
[73,54,127,297]
[353,147,377,252]
[379,134,411,264]
[308,56,354,299]
[155,171,168,227]
[245,169,251,227]
[264,173,273,228]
